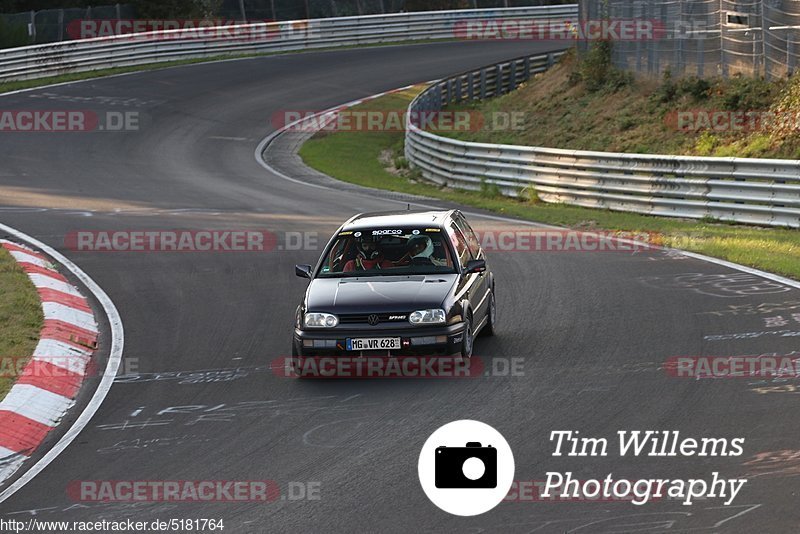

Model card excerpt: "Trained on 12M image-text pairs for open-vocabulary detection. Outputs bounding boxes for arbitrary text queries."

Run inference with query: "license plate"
[346,337,402,351]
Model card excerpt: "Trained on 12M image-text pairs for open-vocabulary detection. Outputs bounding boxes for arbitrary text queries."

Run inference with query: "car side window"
[447,222,472,270]
[454,214,482,258]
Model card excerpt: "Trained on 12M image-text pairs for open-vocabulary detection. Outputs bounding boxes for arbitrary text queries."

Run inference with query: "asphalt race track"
[1,40,800,532]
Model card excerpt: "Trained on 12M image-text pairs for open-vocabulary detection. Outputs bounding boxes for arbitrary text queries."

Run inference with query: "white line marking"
[0,450,26,484]
[679,251,800,290]
[0,223,124,504]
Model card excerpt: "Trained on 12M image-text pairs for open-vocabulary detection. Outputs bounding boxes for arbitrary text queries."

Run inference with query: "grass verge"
[298,86,800,280]
[0,247,44,400]
[443,48,800,159]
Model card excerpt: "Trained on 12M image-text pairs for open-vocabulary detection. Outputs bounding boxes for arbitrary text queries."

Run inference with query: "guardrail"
[0,5,577,82]
[405,54,800,228]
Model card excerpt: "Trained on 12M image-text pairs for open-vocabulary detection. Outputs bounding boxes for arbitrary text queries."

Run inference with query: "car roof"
[342,210,455,231]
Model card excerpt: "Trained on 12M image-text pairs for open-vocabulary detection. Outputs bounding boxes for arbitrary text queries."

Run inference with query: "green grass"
[298,86,800,280]
[0,247,44,400]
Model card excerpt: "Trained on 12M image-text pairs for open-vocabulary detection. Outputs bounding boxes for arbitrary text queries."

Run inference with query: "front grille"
[338,313,410,325]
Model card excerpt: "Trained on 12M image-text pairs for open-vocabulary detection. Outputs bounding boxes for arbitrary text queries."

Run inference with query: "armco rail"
[0,5,576,82]
[405,54,800,228]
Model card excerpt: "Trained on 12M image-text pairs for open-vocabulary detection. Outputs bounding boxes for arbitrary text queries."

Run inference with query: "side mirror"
[465,259,486,274]
[295,264,313,279]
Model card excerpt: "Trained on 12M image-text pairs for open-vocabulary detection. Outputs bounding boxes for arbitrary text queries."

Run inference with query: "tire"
[460,315,474,360]
[482,288,496,337]
[291,340,307,378]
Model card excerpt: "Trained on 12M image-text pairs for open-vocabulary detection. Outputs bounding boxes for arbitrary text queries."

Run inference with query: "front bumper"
[293,322,466,357]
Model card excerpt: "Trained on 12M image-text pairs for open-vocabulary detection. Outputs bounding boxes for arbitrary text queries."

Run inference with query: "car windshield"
[318,228,456,277]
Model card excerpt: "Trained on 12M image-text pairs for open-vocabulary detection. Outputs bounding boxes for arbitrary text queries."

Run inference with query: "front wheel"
[460,317,474,360]
[291,341,307,378]
[483,289,496,337]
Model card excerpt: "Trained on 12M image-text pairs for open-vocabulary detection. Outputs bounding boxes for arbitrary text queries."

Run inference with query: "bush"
[580,41,613,93]
[519,185,541,203]
[579,41,631,94]
[0,18,28,50]
[132,0,208,18]
[393,156,409,170]
[480,178,502,198]
[677,76,711,100]
[653,67,677,103]
[768,72,800,139]
[712,74,775,111]
[694,132,718,156]
[652,70,712,105]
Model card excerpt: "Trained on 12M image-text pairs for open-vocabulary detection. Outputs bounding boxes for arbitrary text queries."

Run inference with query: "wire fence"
[581,0,800,79]
[1,5,135,47]
[0,0,573,48]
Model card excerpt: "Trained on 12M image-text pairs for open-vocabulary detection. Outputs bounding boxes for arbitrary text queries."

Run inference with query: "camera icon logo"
[418,420,514,516]
[435,442,497,489]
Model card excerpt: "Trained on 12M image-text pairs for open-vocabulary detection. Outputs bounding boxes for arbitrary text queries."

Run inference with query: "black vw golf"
[293,210,495,362]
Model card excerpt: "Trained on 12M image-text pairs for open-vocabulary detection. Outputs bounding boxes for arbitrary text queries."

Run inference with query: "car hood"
[306,274,458,313]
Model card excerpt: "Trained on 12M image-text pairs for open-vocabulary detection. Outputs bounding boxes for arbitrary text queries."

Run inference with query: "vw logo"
[367,314,380,326]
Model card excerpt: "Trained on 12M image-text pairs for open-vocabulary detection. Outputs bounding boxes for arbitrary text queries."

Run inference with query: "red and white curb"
[0,240,98,483]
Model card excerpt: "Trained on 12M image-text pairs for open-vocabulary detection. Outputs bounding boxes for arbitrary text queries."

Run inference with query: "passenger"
[343,236,393,272]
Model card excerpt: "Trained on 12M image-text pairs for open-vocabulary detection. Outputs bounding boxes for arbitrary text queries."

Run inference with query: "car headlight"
[409,309,446,325]
[304,312,339,328]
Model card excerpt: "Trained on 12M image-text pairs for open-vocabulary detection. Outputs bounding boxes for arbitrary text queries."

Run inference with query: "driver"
[408,235,434,260]
[343,235,392,272]
[395,235,447,266]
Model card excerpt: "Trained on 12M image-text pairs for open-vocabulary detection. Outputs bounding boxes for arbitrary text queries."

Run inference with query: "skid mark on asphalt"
[301,417,408,457]
[94,396,381,431]
[415,504,762,533]
[639,273,793,298]
[697,300,800,317]
[704,330,800,341]
[740,449,800,479]
[96,434,215,455]
[26,93,166,108]
[647,249,692,262]
[3,501,179,520]
[114,365,275,385]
